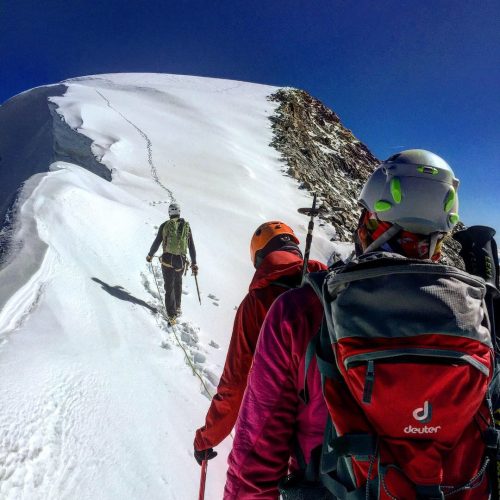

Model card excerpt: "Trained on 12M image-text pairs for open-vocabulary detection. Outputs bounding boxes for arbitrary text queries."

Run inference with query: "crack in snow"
[94,90,175,203]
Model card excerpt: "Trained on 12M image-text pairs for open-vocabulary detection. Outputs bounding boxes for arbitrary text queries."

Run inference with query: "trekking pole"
[298,193,321,284]
[198,459,208,500]
[453,226,500,500]
[453,226,499,340]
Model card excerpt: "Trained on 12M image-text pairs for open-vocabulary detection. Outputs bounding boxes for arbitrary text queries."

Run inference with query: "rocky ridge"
[268,88,463,267]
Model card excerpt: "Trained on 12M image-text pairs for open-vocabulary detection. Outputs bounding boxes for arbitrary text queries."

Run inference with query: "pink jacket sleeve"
[224,287,327,499]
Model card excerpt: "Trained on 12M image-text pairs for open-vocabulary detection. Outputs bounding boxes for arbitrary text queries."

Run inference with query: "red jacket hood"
[249,250,325,291]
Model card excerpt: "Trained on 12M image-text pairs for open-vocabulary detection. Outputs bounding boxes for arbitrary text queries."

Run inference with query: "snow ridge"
[0,73,343,499]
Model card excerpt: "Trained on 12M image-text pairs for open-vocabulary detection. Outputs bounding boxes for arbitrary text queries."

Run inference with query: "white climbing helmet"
[359,149,460,235]
[168,202,181,217]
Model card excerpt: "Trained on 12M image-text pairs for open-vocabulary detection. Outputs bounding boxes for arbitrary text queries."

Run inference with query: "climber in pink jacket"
[223,281,329,499]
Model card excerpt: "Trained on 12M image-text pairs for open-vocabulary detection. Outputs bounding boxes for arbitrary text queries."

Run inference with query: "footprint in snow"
[142,271,217,398]
[208,293,220,306]
[181,328,199,346]
[160,339,171,350]
[193,352,206,364]
[202,369,219,387]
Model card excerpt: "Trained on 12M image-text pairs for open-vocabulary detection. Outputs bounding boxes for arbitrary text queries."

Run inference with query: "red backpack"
[305,252,498,499]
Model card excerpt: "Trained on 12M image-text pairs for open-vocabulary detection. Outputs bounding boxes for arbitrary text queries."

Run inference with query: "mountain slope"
[0,74,354,499]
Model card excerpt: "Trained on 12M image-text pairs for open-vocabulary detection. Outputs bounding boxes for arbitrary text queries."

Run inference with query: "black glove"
[194,447,217,465]
[146,255,153,263]
[191,263,199,276]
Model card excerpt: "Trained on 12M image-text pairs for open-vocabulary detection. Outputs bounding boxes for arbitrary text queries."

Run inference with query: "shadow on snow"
[92,277,158,314]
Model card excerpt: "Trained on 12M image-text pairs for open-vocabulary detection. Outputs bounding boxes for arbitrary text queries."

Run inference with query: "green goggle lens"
[390,177,402,204]
[444,187,456,212]
[374,200,392,212]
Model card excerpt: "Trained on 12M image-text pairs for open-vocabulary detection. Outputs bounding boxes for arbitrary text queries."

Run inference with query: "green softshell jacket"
[148,217,197,264]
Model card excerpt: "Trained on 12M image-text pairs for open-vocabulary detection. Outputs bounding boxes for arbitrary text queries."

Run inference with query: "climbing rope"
[149,260,213,398]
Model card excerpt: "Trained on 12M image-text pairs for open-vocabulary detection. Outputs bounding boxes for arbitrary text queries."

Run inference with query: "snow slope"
[0,74,342,499]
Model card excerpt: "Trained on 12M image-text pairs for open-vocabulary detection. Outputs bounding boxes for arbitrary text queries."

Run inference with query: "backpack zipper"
[362,360,375,404]
[344,349,490,377]
[345,348,490,406]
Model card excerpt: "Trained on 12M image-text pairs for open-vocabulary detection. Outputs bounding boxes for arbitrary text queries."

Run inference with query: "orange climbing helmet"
[250,221,299,265]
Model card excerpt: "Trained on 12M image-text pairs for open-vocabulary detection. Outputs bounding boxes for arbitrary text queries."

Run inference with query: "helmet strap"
[363,223,402,254]
[428,232,441,261]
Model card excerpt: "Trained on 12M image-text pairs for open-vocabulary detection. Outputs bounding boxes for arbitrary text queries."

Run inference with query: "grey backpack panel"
[324,255,491,347]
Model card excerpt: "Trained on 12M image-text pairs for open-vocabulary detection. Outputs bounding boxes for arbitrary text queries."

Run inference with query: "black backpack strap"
[301,271,342,404]
[304,270,383,499]
[301,317,341,404]
[303,271,329,306]
[269,272,303,290]
[292,435,308,471]
[177,218,185,235]
[300,333,318,404]
[321,473,375,500]
[300,271,338,404]
[320,423,376,500]
[319,416,379,500]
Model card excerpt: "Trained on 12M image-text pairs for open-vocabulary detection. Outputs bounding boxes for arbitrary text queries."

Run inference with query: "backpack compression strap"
[306,260,499,500]
[301,271,334,404]
[303,271,381,499]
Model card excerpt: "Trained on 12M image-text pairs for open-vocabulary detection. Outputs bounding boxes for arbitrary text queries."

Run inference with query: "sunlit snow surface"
[0,74,348,499]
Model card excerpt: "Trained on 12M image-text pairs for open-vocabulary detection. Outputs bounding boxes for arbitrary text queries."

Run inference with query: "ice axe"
[186,257,202,305]
[194,273,202,305]
[198,459,208,500]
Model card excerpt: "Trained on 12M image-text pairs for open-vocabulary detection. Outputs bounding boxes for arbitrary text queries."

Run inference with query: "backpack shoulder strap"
[299,271,379,496]
[303,270,329,306]
[269,273,303,290]
[162,219,172,240]
[301,271,340,404]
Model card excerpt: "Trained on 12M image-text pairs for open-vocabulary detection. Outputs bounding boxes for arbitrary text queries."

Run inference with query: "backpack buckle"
[484,426,500,458]
[415,485,444,500]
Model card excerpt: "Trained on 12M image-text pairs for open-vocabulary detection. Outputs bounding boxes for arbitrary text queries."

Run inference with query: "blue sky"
[1,0,499,233]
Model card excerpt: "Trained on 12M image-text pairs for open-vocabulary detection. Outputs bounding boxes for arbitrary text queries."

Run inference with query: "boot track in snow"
[144,261,216,399]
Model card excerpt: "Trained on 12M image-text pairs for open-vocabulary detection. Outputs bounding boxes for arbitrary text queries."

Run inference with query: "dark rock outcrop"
[268,88,378,242]
[268,88,464,268]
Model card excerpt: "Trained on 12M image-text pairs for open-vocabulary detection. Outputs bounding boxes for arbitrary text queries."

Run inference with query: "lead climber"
[146,202,197,323]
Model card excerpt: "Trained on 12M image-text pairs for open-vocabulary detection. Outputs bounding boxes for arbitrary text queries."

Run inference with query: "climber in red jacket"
[193,221,326,464]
